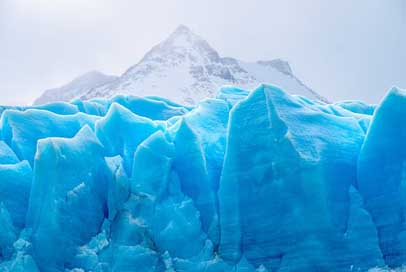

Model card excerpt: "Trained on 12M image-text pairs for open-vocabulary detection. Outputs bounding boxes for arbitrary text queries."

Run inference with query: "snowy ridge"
[34,71,118,105]
[36,25,326,105]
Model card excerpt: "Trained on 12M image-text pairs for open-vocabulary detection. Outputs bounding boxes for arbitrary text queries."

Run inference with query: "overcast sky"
[0,0,404,105]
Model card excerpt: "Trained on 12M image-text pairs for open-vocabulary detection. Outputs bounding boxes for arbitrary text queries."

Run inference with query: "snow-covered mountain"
[35,25,326,105]
[34,71,117,105]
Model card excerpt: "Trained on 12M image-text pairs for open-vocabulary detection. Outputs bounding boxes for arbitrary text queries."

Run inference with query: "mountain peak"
[133,24,220,70]
[173,24,193,35]
[36,26,326,105]
[164,25,207,49]
[73,70,109,84]
[257,59,293,75]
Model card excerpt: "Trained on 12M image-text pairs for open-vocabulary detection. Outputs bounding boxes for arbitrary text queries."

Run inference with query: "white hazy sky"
[0,0,404,105]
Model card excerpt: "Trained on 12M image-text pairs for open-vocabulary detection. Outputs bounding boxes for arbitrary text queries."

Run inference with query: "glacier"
[0,85,405,271]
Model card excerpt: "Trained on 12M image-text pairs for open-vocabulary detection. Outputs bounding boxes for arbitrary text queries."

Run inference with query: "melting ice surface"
[0,85,406,271]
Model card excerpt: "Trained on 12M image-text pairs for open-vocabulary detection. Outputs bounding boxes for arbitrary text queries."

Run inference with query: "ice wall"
[0,85,404,271]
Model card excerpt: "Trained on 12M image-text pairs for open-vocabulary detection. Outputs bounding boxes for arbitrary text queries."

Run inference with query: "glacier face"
[0,85,404,271]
